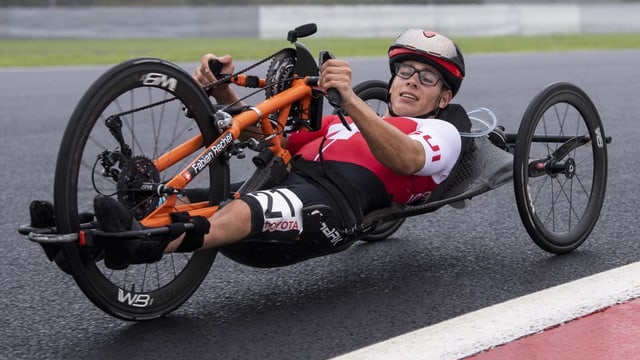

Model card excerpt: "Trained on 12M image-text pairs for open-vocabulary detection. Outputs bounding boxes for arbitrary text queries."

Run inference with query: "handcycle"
[18,23,611,321]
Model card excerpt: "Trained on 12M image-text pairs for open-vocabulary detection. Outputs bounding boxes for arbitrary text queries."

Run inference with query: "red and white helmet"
[388,29,465,97]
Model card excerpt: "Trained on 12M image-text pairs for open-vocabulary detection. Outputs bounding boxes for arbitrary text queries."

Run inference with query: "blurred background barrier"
[1,3,639,39]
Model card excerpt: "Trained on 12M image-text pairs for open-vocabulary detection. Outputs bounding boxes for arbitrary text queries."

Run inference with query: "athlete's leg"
[93,172,325,268]
[164,199,252,253]
[166,177,322,253]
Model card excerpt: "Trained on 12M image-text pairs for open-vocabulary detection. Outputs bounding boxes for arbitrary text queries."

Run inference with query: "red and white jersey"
[287,115,461,204]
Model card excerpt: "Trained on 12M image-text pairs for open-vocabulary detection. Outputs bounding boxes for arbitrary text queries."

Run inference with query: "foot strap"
[171,212,210,253]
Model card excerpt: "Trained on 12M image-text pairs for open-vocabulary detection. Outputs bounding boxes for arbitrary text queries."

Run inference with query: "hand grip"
[319,51,351,131]
[207,59,223,78]
[319,51,342,108]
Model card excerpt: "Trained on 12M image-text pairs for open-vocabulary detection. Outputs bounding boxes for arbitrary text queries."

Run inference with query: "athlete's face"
[388,60,452,118]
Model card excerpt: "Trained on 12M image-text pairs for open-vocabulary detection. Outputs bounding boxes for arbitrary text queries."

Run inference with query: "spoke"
[154,261,160,291]
[150,87,163,160]
[571,169,592,197]
[124,267,130,290]
[539,114,554,157]
[553,176,581,229]
[124,112,147,160]
[568,173,574,229]
[140,263,149,291]
[159,105,183,159]
[170,253,178,278]
[530,171,550,205]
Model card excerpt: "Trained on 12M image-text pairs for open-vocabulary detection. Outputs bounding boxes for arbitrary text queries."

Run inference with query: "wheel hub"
[563,158,576,178]
[529,157,577,179]
[116,156,161,220]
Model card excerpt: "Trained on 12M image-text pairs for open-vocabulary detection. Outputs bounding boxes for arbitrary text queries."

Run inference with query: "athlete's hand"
[320,59,356,107]
[193,53,235,100]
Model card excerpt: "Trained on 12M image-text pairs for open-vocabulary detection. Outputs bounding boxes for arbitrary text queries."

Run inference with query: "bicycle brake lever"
[319,51,351,131]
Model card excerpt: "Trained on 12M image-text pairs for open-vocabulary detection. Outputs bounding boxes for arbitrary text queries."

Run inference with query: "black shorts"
[239,171,335,242]
[238,160,390,244]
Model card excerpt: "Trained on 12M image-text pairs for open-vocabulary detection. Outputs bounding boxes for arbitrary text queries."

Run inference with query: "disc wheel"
[345,80,406,242]
[513,82,608,254]
[54,58,230,321]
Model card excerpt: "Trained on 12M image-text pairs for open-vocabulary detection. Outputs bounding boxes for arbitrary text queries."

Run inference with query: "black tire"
[361,217,406,242]
[54,58,229,321]
[337,79,389,117]
[513,82,608,254]
[347,80,406,242]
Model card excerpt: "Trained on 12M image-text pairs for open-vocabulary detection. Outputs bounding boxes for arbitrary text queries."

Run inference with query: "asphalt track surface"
[1,49,639,359]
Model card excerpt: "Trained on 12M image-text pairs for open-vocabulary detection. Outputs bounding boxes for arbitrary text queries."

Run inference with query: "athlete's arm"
[193,53,260,141]
[319,59,426,175]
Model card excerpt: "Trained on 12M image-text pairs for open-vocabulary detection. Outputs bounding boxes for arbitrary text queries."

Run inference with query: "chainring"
[265,48,297,98]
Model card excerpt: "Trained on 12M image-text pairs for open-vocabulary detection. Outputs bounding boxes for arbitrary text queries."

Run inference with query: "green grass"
[1,33,639,67]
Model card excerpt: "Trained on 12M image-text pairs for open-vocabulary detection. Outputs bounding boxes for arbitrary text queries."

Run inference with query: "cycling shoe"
[93,195,210,270]
[93,195,166,270]
[29,200,55,229]
[29,200,73,274]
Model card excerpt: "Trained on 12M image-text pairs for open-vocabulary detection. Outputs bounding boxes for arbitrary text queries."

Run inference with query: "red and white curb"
[332,262,640,360]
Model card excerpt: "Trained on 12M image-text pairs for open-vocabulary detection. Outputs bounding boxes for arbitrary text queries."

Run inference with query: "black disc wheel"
[346,80,406,242]
[54,58,230,320]
[513,82,608,254]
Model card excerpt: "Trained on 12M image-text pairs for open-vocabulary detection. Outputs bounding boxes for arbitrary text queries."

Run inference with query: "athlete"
[92,29,469,269]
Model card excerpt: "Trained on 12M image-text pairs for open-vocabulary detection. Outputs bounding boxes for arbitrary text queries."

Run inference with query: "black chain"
[112,48,292,118]
[201,48,292,94]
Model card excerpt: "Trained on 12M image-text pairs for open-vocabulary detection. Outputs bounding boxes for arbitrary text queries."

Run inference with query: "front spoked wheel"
[513,82,608,254]
[54,58,229,321]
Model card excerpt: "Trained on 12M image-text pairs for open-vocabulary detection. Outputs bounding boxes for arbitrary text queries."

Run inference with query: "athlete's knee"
[205,199,252,247]
[239,189,305,241]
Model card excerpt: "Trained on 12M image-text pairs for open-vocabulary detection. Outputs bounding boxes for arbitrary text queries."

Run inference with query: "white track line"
[332,261,640,360]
